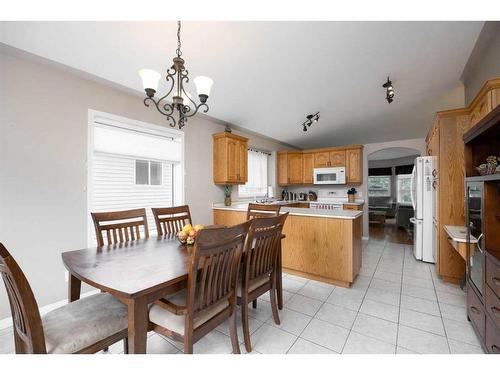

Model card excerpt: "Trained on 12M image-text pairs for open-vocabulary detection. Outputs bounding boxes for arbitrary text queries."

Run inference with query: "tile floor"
[0,238,485,354]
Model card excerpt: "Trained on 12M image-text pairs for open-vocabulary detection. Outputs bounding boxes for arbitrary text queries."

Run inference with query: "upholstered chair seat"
[42,293,128,354]
[149,289,228,336]
[236,274,269,297]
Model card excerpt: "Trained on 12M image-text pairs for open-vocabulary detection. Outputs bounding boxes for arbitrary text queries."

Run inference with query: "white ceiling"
[0,21,483,148]
[368,147,420,160]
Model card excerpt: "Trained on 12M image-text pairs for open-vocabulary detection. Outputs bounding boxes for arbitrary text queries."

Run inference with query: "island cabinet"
[213,132,248,184]
[278,145,363,186]
[213,207,363,287]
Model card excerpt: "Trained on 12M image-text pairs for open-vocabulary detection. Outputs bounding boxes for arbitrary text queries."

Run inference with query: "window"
[238,148,269,197]
[135,160,162,185]
[368,176,391,197]
[397,174,413,204]
[88,110,184,243]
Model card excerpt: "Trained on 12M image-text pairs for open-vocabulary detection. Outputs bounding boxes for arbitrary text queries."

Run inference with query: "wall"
[0,48,291,319]
[461,22,500,105]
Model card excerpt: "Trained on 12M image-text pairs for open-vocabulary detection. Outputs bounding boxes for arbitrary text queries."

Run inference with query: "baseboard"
[0,289,99,330]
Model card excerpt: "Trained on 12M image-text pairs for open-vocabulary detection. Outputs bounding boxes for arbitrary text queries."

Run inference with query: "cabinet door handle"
[470,306,480,314]
[492,277,500,287]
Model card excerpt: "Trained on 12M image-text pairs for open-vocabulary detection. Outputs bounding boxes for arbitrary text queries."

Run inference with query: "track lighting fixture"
[382,76,395,103]
[302,112,320,132]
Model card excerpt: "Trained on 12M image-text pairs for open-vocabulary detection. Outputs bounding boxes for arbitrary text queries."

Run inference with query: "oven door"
[467,182,484,296]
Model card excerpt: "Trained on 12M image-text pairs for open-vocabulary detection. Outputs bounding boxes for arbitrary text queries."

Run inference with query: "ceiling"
[368,147,420,160]
[0,21,483,148]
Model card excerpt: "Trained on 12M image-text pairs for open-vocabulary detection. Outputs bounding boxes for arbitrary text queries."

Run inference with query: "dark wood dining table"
[61,235,284,354]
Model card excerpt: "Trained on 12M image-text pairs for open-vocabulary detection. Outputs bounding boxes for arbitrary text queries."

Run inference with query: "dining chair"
[91,208,149,246]
[148,221,252,354]
[151,205,192,236]
[0,243,128,354]
[246,203,281,220]
[238,213,289,352]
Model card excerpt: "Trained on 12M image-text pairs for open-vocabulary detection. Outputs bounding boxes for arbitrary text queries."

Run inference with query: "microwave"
[313,167,346,185]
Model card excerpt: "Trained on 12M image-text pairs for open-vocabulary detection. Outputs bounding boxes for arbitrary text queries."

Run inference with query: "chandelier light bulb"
[194,76,214,99]
[139,69,161,95]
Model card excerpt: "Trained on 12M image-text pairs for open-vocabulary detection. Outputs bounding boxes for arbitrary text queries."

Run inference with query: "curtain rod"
[248,146,272,155]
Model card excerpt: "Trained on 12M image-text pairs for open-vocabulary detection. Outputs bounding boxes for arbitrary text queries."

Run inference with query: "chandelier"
[139,21,213,129]
[302,112,320,132]
[382,76,395,103]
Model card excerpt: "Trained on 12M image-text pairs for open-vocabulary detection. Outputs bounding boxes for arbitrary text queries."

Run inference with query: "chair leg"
[241,299,252,352]
[123,338,129,354]
[184,333,194,354]
[270,277,280,325]
[103,346,109,352]
[229,310,240,354]
[252,299,257,309]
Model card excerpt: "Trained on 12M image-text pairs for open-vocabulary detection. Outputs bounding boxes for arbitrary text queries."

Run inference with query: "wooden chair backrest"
[151,205,192,236]
[243,213,289,285]
[91,208,149,247]
[186,221,251,322]
[0,243,46,354]
[246,203,281,220]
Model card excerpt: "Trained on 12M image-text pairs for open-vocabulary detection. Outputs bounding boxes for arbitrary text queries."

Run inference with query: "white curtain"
[239,149,269,197]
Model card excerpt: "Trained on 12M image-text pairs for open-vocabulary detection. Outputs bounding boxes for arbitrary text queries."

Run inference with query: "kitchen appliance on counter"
[410,156,436,263]
[308,191,318,201]
[299,192,308,201]
[313,167,346,185]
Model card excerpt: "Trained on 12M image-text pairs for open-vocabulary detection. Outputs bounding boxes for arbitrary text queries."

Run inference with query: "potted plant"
[347,187,357,203]
[224,185,233,206]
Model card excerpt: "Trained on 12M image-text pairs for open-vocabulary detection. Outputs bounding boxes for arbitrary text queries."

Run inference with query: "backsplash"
[283,186,363,199]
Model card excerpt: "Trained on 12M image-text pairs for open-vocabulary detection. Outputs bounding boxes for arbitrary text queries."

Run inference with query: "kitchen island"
[213,203,363,287]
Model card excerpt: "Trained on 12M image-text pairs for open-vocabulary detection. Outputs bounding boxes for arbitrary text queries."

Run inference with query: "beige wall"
[0,48,290,319]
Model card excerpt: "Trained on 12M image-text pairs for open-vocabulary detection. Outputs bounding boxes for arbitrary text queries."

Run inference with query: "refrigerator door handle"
[410,165,416,211]
[409,217,418,225]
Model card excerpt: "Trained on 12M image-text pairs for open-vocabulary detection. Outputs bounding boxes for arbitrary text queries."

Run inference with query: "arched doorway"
[367,147,420,244]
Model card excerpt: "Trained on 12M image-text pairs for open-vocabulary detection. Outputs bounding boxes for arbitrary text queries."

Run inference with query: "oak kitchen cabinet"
[278,151,303,185]
[278,145,363,186]
[213,132,248,184]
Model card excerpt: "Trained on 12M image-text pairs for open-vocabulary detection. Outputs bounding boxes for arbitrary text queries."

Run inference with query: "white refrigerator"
[410,156,436,263]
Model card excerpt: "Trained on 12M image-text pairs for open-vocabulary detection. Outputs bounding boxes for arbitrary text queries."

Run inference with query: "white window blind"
[238,148,269,197]
[368,176,392,197]
[397,174,413,204]
[89,112,183,244]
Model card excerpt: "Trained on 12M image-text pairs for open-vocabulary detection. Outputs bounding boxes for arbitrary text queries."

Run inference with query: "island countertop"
[212,202,363,220]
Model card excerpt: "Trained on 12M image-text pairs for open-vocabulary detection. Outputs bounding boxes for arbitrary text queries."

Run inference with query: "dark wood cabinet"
[464,103,500,354]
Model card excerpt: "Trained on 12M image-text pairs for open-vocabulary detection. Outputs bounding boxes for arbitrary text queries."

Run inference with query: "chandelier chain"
[176,20,182,57]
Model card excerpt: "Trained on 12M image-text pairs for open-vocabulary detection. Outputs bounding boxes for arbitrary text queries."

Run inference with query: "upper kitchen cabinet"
[278,151,303,185]
[302,152,314,184]
[213,132,248,185]
[346,147,363,184]
[469,78,500,130]
[277,145,363,186]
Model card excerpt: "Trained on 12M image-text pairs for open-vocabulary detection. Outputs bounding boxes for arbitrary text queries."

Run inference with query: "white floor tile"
[146,334,180,354]
[439,302,468,322]
[194,330,236,354]
[373,269,402,283]
[359,299,399,323]
[396,346,419,354]
[297,282,334,301]
[370,278,402,294]
[342,331,396,354]
[402,275,435,290]
[351,313,398,345]
[400,294,440,316]
[282,277,308,293]
[448,339,485,354]
[259,289,294,304]
[246,299,273,322]
[402,283,437,301]
[250,324,297,354]
[285,294,323,316]
[326,287,365,311]
[216,311,264,342]
[287,338,337,354]
[397,325,450,354]
[265,308,312,336]
[300,318,350,353]
[399,308,445,336]
[365,287,401,307]
[315,303,358,329]
[436,290,466,307]
[443,318,483,346]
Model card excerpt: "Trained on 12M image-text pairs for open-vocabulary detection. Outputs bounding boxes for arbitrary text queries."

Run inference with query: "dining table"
[61,235,284,354]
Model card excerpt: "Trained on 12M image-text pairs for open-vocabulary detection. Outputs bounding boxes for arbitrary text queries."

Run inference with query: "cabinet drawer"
[485,285,500,330]
[467,287,485,339]
[485,316,500,354]
[486,255,500,298]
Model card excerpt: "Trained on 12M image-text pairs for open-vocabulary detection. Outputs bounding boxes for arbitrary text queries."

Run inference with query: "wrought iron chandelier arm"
[182,102,209,118]
[143,97,177,128]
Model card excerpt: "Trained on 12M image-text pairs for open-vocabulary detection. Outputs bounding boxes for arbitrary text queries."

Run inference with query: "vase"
[348,194,355,203]
[224,197,232,206]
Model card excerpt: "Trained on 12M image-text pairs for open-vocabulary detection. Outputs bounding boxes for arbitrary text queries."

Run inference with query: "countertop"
[443,225,478,244]
[212,203,363,219]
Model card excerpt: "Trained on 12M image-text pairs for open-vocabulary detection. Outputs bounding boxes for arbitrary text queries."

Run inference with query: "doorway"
[367,147,420,244]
